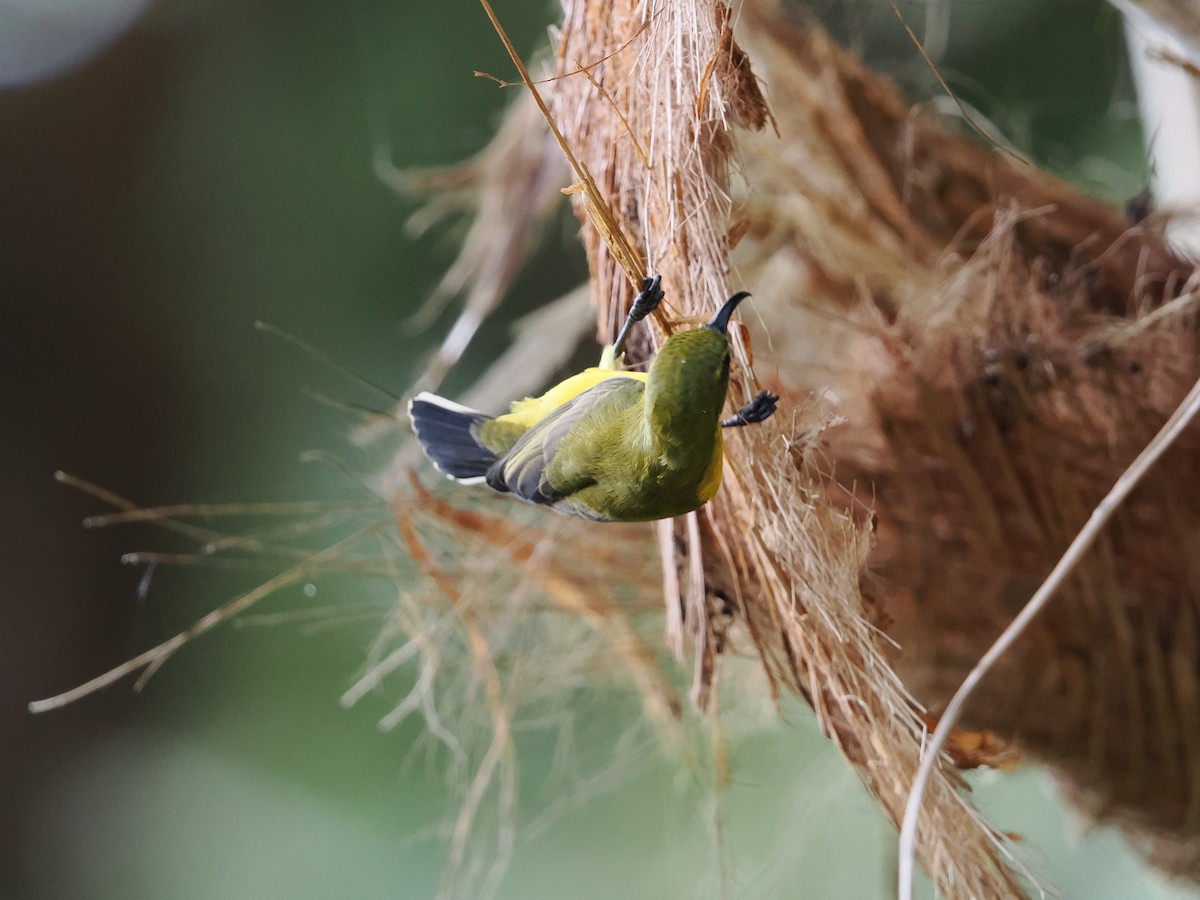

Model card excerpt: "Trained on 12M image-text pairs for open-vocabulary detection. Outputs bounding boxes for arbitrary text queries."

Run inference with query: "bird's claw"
[629,275,664,323]
[612,274,665,359]
[722,390,780,428]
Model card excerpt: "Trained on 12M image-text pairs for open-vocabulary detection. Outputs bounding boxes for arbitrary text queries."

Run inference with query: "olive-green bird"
[408,276,778,522]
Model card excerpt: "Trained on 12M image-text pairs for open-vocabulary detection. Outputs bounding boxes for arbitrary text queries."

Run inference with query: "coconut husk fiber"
[395,0,1200,895]
[726,4,1200,886]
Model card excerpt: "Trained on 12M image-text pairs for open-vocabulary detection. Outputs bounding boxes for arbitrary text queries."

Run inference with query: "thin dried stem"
[899,372,1200,899]
[29,526,388,712]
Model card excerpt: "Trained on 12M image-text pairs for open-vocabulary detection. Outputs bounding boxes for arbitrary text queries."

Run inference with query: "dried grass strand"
[29,525,389,712]
[478,0,647,286]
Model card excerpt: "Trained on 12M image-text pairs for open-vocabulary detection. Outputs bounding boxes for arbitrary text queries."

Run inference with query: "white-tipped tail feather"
[408,392,497,484]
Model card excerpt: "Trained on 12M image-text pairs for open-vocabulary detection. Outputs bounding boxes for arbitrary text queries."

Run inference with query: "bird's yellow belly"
[696,429,724,502]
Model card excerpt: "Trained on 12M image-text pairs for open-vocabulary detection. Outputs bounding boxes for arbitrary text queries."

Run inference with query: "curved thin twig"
[898,372,1200,900]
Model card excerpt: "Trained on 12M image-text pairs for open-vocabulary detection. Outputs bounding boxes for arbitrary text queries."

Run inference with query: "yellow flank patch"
[697,428,724,502]
[501,367,647,429]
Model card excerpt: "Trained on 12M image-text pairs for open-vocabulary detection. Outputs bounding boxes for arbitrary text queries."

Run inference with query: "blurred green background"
[3,0,1192,898]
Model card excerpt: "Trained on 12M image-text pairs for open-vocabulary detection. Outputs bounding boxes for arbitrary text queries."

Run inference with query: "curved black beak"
[705,291,751,334]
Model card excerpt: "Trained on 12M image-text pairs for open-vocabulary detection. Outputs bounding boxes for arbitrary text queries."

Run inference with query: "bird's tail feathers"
[408,392,497,483]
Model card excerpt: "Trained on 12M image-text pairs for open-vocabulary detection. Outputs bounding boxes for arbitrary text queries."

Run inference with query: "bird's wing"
[485,376,643,510]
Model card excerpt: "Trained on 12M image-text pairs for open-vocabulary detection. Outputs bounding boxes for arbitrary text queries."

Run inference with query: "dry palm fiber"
[396,0,1200,895]
[409,0,1030,895]
[540,0,1026,893]
[726,5,1200,884]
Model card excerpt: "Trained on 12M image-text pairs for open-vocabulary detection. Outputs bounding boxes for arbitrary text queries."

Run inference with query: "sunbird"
[409,276,778,522]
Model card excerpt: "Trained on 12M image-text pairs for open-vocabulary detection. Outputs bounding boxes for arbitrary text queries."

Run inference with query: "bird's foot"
[612,274,664,359]
[722,390,779,428]
[629,275,664,322]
